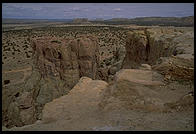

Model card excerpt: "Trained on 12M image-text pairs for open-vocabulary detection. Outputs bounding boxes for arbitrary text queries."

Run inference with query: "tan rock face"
[122,30,148,68]
[42,77,108,123]
[122,29,176,69]
[32,35,99,82]
[15,36,100,124]
[31,37,79,88]
[6,92,36,128]
[99,68,194,113]
[164,92,194,112]
[139,64,152,70]
[152,56,194,81]
[3,36,101,129]
[115,69,164,86]
[69,36,99,79]
[18,92,36,125]
[99,69,165,112]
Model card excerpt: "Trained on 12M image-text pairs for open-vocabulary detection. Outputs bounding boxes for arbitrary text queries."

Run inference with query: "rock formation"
[2,26,194,130]
[69,35,99,79]
[4,91,36,128]
[99,69,165,112]
[152,56,194,81]
[164,91,194,112]
[3,35,100,128]
[42,77,108,123]
[29,35,100,119]
[4,69,194,131]
[122,28,176,69]
[32,35,99,81]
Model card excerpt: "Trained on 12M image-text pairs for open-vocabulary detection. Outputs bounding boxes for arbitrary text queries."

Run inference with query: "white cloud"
[113,8,121,11]
[84,9,89,11]
[32,7,42,11]
[72,7,80,11]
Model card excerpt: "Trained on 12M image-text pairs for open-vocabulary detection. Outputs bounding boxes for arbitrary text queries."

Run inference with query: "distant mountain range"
[2,16,194,27]
[2,18,73,24]
[91,16,194,27]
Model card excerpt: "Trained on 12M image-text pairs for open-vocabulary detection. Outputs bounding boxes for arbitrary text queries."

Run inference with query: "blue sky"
[2,3,194,20]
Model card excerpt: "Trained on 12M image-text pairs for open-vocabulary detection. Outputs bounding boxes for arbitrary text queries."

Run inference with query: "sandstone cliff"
[3,35,100,127]
[122,28,176,69]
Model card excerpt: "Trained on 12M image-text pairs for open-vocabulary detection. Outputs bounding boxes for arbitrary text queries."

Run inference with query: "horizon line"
[2,15,194,20]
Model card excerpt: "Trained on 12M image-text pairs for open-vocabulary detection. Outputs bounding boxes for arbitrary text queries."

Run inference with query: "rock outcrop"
[99,67,194,113]
[139,64,152,70]
[5,91,36,128]
[121,27,194,83]
[29,36,100,119]
[4,69,194,131]
[2,77,109,131]
[164,91,194,112]
[42,77,108,123]
[122,29,176,69]
[99,69,165,112]
[152,56,194,81]
[3,35,100,128]
[69,36,99,79]
[2,25,194,131]
[32,36,99,81]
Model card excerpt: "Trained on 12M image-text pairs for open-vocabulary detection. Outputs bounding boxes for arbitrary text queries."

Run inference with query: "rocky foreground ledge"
[4,68,194,131]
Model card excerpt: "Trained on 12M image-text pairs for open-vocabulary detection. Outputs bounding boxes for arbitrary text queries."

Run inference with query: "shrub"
[4,80,10,85]
[51,40,61,44]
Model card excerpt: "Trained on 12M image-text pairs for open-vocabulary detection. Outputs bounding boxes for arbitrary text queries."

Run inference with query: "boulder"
[42,77,108,123]
[115,69,164,86]
[164,92,194,111]
[152,56,194,81]
[139,64,152,70]
[99,69,165,112]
